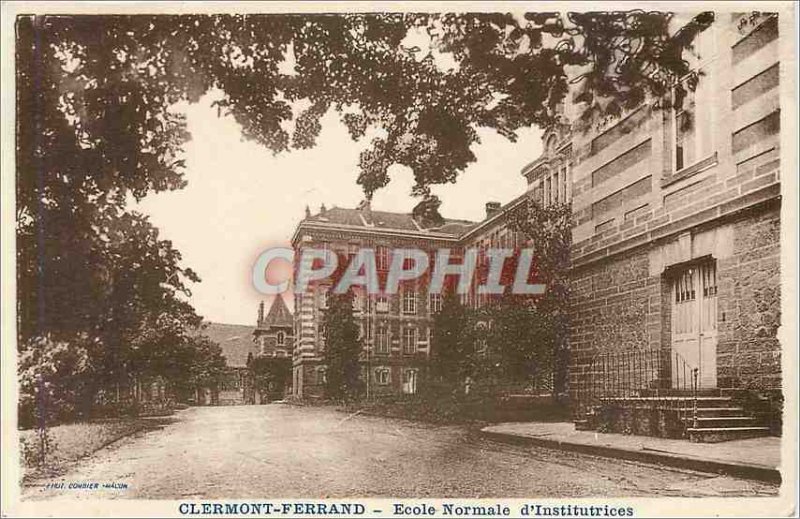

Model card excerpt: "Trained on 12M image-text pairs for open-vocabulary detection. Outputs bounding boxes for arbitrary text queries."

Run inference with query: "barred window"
[376,246,390,271]
[402,327,417,355]
[376,327,390,354]
[376,294,389,313]
[429,293,443,314]
[402,289,416,315]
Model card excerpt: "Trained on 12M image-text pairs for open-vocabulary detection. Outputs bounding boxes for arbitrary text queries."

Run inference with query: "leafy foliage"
[248,356,291,401]
[506,200,572,395]
[429,293,478,392]
[16,10,711,414]
[427,200,572,397]
[321,292,363,401]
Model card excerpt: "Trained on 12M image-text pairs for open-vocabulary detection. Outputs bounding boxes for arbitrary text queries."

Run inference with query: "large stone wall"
[569,201,782,397]
[716,204,782,390]
[569,248,662,396]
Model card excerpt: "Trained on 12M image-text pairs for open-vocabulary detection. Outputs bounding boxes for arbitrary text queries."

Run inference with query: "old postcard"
[1,1,797,517]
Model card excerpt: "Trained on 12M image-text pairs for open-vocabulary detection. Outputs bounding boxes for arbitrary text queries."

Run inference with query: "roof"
[196,322,258,368]
[300,206,477,238]
[260,295,293,328]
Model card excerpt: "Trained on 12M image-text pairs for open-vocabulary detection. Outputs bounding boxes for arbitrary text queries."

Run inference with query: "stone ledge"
[572,183,781,271]
[481,423,781,483]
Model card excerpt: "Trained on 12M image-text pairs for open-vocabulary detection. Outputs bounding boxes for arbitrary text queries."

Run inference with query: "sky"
[135,93,542,326]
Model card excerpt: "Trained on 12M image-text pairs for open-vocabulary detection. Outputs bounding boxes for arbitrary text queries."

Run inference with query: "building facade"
[564,13,784,440]
[288,13,785,440]
[253,296,294,359]
[290,204,475,398]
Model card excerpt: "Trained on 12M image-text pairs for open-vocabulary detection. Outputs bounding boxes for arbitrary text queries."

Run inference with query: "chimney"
[485,201,501,219]
[304,205,311,219]
[258,300,264,324]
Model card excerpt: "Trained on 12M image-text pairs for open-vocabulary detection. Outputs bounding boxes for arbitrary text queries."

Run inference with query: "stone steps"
[683,416,758,428]
[692,407,747,417]
[595,392,770,442]
[687,426,771,443]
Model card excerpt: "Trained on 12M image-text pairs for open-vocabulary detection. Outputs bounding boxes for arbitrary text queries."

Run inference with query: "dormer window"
[546,134,557,155]
[277,331,285,346]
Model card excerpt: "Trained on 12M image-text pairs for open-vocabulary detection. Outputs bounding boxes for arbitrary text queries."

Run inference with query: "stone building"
[253,296,293,359]
[290,203,476,398]
[199,322,259,405]
[248,296,294,403]
[288,12,785,441]
[563,12,784,441]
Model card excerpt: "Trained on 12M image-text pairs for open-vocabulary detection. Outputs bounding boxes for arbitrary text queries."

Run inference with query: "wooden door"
[671,262,718,389]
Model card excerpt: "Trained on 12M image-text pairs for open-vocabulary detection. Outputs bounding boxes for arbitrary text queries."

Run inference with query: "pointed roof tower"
[261,295,293,329]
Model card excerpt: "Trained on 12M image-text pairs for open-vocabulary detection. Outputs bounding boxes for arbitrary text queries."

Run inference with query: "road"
[24,405,777,499]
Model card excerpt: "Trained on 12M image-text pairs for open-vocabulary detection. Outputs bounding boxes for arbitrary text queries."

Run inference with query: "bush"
[21,428,56,468]
[17,336,92,428]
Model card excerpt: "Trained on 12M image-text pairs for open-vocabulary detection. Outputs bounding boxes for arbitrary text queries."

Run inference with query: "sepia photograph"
[1,2,797,517]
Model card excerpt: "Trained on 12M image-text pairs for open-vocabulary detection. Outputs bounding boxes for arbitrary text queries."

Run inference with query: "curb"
[480,429,781,484]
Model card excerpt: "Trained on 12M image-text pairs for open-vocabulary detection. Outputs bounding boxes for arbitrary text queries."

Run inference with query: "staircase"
[637,389,770,443]
[574,348,773,443]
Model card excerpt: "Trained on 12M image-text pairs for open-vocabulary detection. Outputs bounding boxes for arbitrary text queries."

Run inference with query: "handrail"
[576,348,699,437]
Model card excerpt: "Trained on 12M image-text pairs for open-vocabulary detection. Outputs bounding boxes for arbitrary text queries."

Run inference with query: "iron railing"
[575,348,699,433]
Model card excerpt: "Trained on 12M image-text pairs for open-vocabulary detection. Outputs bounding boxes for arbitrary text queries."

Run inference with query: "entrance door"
[671,261,718,389]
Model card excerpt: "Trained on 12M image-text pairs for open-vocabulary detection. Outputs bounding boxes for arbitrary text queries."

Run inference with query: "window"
[402,289,416,315]
[376,246,389,271]
[353,291,363,313]
[702,262,717,298]
[277,331,285,346]
[318,287,329,309]
[376,327,390,354]
[402,327,417,355]
[402,368,418,395]
[545,176,552,206]
[561,165,568,202]
[376,368,391,385]
[316,367,327,385]
[553,171,559,204]
[429,293,443,314]
[318,323,327,349]
[675,268,696,303]
[375,295,389,313]
[672,50,714,172]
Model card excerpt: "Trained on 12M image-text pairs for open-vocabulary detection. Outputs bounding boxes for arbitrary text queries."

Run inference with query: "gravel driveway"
[23,404,777,499]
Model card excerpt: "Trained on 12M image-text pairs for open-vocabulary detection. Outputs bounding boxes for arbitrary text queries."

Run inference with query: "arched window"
[546,134,557,155]
[277,331,285,345]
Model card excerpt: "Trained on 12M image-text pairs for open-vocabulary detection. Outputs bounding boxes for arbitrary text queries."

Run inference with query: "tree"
[16,10,714,411]
[506,199,573,397]
[429,293,477,393]
[174,335,228,403]
[248,356,292,402]
[321,292,362,401]
[482,297,556,390]
[17,11,714,227]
